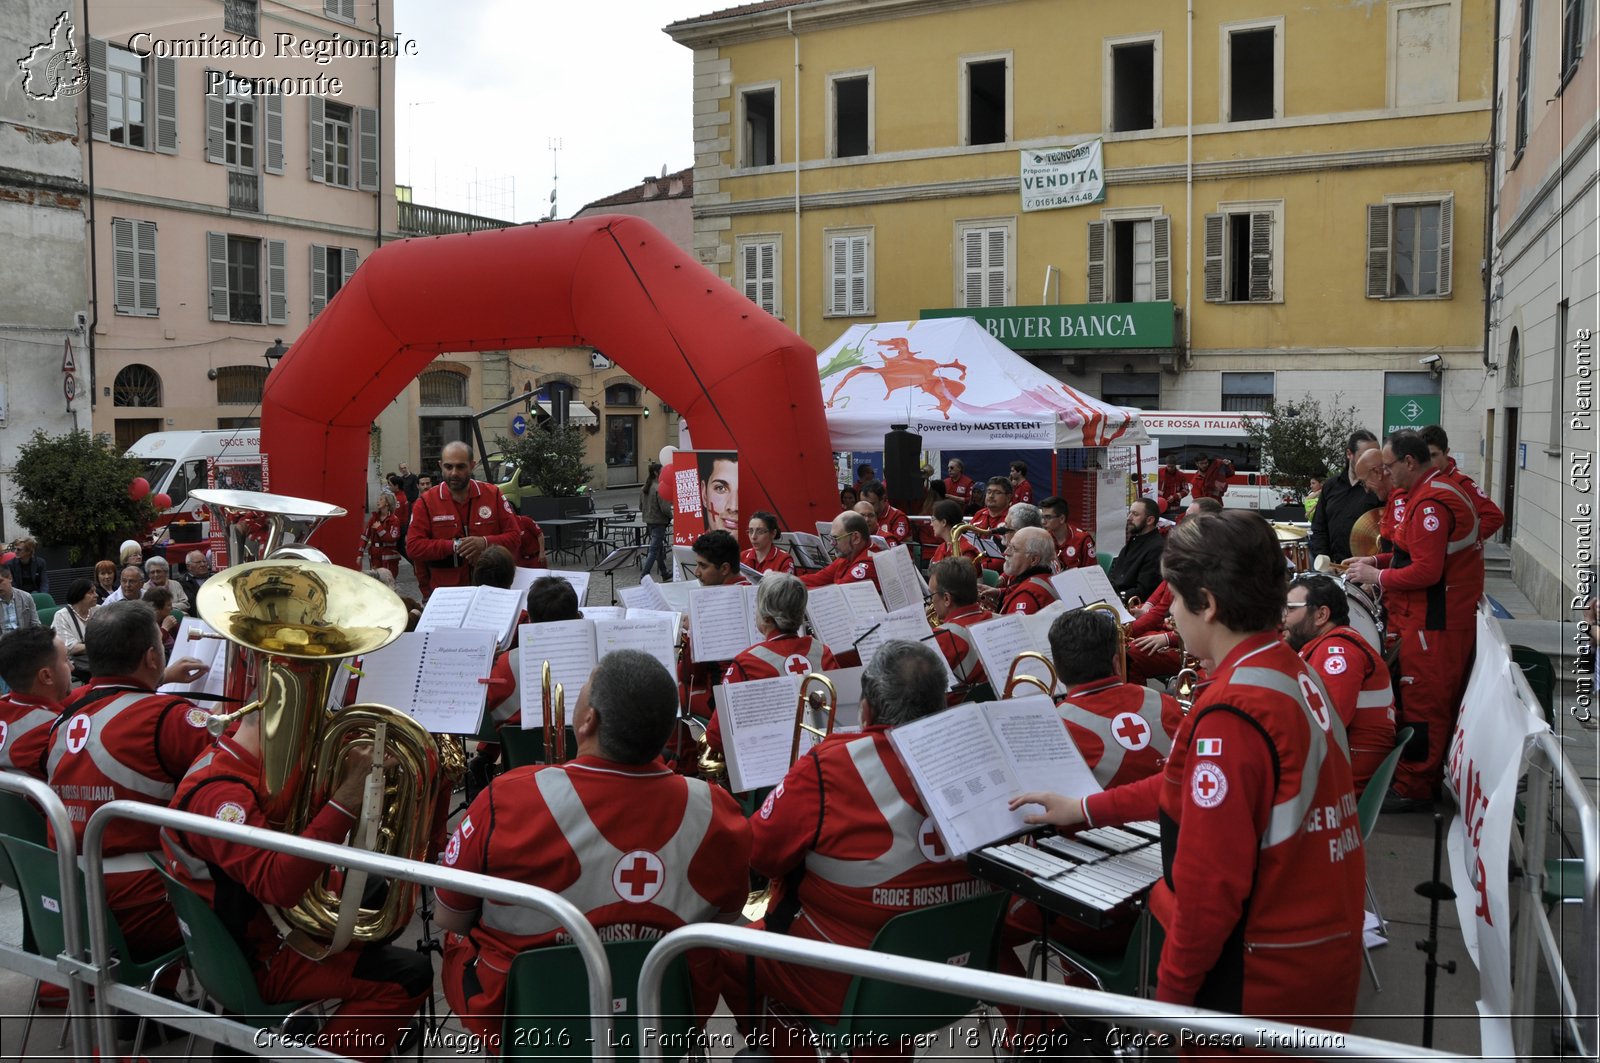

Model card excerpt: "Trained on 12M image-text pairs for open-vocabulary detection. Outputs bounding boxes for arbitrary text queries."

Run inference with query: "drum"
[1273,523,1310,574]
[1341,578,1384,654]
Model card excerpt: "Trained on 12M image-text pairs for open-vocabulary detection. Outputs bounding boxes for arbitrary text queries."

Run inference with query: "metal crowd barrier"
[1511,728,1599,1057]
[37,799,615,1059]
[0,773,94,1059]
[636,923,1470,1063]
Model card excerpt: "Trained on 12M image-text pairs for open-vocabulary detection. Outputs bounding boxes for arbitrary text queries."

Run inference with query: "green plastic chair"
[794,890,1008,1048]
[1097,553,1113,575]
[37,605,60,627]
[1543,858,1586,909]
[1354,725,1414,991]
[1,837,185,1058]
[0,792,46,990]
[30,591,57,612]
[150,861,317,1032]
[980,568,1001,588]
[1509,645,1555,724]
[1035,905,1165,999]
[503,938,696,1060]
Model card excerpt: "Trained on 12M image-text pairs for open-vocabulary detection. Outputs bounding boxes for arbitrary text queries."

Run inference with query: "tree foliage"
[1242,394,1363,496]
[495,424,594,498]
[11,430,157,564]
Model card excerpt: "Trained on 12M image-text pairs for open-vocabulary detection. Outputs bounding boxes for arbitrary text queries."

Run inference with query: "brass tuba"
[197,558,443,958]
[1003,650,1058,698]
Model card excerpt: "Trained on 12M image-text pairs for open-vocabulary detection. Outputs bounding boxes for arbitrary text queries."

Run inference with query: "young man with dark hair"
[859,480,911,546]
[1038,495,1096,570]
[1008,461,1033,505]
[0,628,73,779]
[970,476,1014,531]
[1190,453,1235,503]
[1308,429,1382,564]
[1109,498,1165,602]
[692,529,746,587]
[1419,424,1504,541]
[927,558,993,702]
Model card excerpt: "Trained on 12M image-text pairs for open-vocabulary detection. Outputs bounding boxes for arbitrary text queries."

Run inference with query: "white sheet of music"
[416,586,523,650]
[672,545,699,581]
[518,619,597,726]
[160,618,227,698]
[1049,567,1134,622]
[359,629,495,735]
[521,569,592,607]
[887,701,1025,856]
[509,567,539,594]
[739,563,765,583]
[822,664,865,731]
[987,695,1102,797]
[647,574,699,612]
[593,617,678,677]
[581,606,626,621]
[803,585,856,651]
[720,674,804,793]
[688,584,758,662]
[841,580,886,620]
[872,544,924,614]
[854,606,937,671]
[967,614,1042,696]
[414,586,474,629]
[622,581,661,611]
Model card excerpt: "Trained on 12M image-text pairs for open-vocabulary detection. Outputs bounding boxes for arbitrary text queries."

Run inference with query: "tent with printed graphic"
[816,318,1148,451]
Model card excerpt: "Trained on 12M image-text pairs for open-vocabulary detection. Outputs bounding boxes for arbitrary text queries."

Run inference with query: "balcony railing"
[397,200,513,236]
[228,170,261,213]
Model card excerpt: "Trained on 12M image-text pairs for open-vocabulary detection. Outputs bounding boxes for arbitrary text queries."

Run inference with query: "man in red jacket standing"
[405,441,521,598]
[1420,424,1504,542]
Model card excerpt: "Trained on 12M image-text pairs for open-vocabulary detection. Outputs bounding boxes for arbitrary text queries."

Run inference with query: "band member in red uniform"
[925,499,978,566]
[799,512,879,591]
[1421,424,1505,542]
[1351,447,1404,553]
[1014,510,1365,1030]
[1346,430,1482,812]
[1049,609,1180,789]
[405,441,521,598]
[860,481,911,546]
[1283,574,1395,795]
[969,477,1013,531]
[1190,454,1234,503]
[48,602,212,957]
[486,576,583,730]
[514,514,547,568]
[927,559,993,703]
[1038,496,1096,570]
[163,715,432,1063]
[994,528,1058,616]
[1008,461,1034,505]
[681,530,749,721]
[742,511,794,575]
[720,641,989,1055]
[1157,454,1186,515]
[0,628,73,779]
[363,491,402,577]
[943,458,975,509]
[704,574,839,759]
[438,651,751,1040]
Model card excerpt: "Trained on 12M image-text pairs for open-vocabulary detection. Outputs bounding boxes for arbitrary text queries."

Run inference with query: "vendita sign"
[1020,140,1105,211]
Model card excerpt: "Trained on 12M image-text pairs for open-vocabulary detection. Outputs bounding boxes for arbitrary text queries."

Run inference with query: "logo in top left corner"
[17,12,90,103]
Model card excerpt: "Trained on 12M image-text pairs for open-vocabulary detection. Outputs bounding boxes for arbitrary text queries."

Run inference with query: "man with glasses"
[1038,495,1097,570]
[799,511,879,591]
[927,559,993,703]
[1347,430,1482,813]
[942,457,975,509]
[859,480,910,546]
[994,528,1059,616]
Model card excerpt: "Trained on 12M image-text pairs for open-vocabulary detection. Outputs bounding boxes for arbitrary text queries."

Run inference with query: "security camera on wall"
[1418,354,1442,367]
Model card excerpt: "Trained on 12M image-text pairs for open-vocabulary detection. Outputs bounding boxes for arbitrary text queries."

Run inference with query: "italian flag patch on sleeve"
[1195,738,1223,756]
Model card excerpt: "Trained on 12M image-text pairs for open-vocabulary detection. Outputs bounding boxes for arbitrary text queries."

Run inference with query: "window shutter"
[264,92,284,174]
[758,241,777,315]
[984,227,1008,307]
[961,229,985,308]
[1152,216,1172,301]
[356,106,379,191]
[113,218,136,312]
[207,231,229,321]
[1247,210,1274,301]
[1086,221,1107,303]
[88,38,108,141]
[742,242,760,305]
[310,244,328,316]
[135,220,158,315]
[1436,197,1453,297]
[342,247,358,288]
[849,233,868,314]
[204,72,226,164]
[1365,204,1391,299]
[1203,213,1224,302]
[266,239,288,325]
[153,57,178,154]
[308,96,326,182]
[829,235,848,315]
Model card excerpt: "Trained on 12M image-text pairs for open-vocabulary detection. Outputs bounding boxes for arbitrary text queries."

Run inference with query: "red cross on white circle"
[784,654,811,677]
[65,714,92,755]
[612,850,664,903]
[1111,712,1151,751]
[917,815,951,862]
[1297,674,1331,732]
[1191,762,1228,808]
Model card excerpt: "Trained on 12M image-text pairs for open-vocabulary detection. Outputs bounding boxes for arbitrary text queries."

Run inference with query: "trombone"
[1082,601,1131,678]
[1172,653,1203,711]
[541,661,567,763]
[789,673,839,764]
[1002,650,1058,698]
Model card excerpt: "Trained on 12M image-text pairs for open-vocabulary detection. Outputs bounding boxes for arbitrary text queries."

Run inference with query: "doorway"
[1501,407,1518,542]
[605,414,640,487]
[114,418,162,453]
[419,415,470,476]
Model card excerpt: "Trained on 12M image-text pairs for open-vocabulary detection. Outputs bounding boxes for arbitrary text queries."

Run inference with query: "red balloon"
[129,476,151,501]
[153,493,173,511]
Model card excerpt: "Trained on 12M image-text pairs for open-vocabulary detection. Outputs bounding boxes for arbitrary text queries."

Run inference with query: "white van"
[1136,411,1294,512]
[123,429,264,517]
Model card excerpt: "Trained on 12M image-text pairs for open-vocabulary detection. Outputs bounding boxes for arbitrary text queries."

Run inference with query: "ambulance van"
[1137,411,1293,511]
[123,429,264,519]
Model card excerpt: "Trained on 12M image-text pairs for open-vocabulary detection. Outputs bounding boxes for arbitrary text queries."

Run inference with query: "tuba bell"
[196,557,444,958]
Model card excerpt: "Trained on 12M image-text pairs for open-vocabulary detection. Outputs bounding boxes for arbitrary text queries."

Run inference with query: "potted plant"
[11,430,160,567]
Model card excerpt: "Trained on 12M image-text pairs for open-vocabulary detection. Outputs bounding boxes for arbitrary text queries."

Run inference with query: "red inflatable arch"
[262,215,835,566]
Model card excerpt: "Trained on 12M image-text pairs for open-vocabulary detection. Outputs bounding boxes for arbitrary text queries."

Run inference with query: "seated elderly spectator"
[143,555,188,612]
[175,551,211,606]
[104,565,144,606]
[0,566,40,636]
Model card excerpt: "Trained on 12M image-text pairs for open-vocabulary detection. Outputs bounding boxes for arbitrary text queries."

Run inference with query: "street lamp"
[264,337,288,371]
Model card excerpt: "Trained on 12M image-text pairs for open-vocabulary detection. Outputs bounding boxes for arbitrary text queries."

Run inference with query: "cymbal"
[1271,522,1309,542]
[1348,508,1383,557]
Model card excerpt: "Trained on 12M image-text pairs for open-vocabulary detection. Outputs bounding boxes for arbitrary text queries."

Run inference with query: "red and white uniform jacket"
[705,633,839,755]
[1440,458,1504,542]
[1375,468,1482,632]
[404,480,521,595]
[1192,461,1233,501]
[1055,678,1181,790]
[437,757,751,1039]
[875,504,911,546]
[1011,479,1034,505]
[363,512,401,569]
[1297,626,1396,793]
[999,569,1058,616]
[1157,467,1186,510]
[932,603,993,703]
[752,728,991,1019]
[943,474,975,506]
[927,537,979,566]
[798,548,879,592]
[741,546,795,575]
[48,678,214,924]
[161,735,361,954]
[1054,525,1097,570]
[969,506,1009,532]
[0,690,59,779]
[1125,581,1183,683]
[1084,635,1365,1024]
[516,515,546,568]
[1378,488,1407,552]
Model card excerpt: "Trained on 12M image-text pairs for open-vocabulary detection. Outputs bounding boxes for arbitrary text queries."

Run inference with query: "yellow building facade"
[669,0,1493,470]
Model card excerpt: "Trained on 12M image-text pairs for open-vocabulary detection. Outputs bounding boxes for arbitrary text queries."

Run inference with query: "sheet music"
[414,587,475,630]
[359,629,495,734]
[739,563,765,584]
[593,617,678,677]
[887,702,1025,856]
[520,569,591,606]
[783,531,831,568]
[581,606,626,621]
[689,584,758,662]
[804,584,857,651]
[518,619,597,726]
[822,665,865,731]
[872,545,924,614]
[416,586,523,650]
[1049,567,1134,622]
[987,695,1102,797]
[649,575,699,612]
[967,613,1053,696]
[870,535,890,551]
[509,567,539,594]
[617,584,653,611]
[672,545,698,581]
[963,532,1005,559]
[160,618,226,698]
[840,580,886,620]
[637,576,673,611]
[720,674,804,793]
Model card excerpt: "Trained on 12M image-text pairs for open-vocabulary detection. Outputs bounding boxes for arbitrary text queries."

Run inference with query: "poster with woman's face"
[670,450,740,546]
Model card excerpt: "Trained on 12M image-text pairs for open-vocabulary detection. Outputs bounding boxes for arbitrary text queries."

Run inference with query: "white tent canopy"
[815,318,1148,450]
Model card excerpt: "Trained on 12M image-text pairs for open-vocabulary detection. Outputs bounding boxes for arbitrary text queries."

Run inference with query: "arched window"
[214,364,268,405]
[419,369,468,406]
[605,383,640,406]
[1506,328,1520,388]
[114,363,162,407]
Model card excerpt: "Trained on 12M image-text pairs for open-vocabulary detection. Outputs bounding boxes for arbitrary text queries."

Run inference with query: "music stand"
[592,544,651,605]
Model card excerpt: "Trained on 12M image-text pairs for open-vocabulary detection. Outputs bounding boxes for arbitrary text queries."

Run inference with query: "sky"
[393,0,723,223]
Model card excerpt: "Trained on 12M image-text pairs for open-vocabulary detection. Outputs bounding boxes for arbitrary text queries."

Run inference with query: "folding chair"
[1354,725,1414,990]
[503,938,696,1060]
